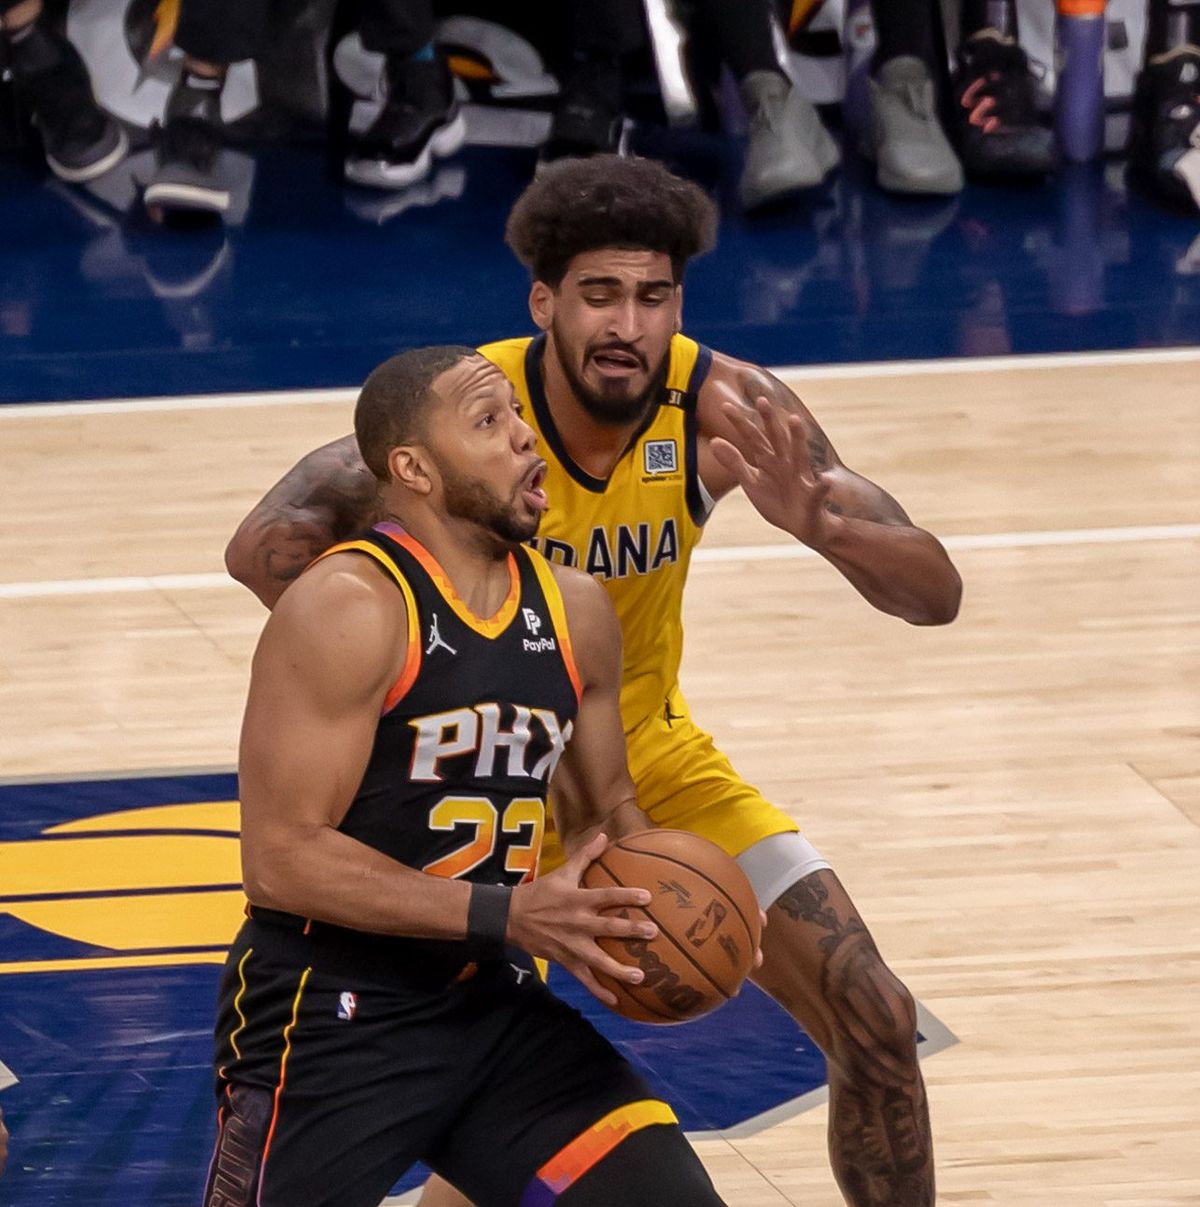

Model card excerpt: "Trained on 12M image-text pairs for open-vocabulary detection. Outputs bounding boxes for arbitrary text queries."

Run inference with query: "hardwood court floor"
[1,351,1198,1205]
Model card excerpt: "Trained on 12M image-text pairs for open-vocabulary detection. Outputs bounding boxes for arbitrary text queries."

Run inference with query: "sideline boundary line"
[1,346,1196,418]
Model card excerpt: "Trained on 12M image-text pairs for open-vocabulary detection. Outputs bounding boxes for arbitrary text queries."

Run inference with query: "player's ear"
[673,285,683,334]
[529,280,553,331]
[388,445,433,496]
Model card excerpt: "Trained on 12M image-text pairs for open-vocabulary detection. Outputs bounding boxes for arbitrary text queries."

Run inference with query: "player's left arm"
[698,353,962,625]
[545,566,651,857]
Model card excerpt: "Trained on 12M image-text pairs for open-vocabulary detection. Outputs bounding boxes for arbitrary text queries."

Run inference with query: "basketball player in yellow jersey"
[227,157,961,1207]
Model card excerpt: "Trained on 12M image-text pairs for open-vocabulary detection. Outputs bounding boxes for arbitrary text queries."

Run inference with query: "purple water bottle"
[1055,0,1107,162]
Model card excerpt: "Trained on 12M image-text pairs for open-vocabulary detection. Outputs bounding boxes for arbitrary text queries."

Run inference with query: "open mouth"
[590,346,644,376]
[520,460,549,512]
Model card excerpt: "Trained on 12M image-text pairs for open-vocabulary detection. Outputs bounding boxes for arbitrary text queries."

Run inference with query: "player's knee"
[824,947,920,1086]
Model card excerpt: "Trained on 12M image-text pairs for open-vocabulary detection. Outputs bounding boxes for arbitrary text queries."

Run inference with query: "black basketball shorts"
[202,920,717,1207]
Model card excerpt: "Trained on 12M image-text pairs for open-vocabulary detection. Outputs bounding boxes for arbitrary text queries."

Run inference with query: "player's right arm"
[225,434,379,609]
[238,553,478,938]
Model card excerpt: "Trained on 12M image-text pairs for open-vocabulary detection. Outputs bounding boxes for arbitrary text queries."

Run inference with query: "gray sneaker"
[8,22,128,183]
[739,71,840,209]
[864,56,964,195]
[144,77,232,219]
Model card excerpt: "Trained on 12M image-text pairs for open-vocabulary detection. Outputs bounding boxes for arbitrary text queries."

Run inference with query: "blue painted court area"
[0,772,839,1205]
[1,139,1198,405]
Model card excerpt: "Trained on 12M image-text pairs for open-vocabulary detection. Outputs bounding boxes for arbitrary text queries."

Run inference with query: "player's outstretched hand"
[709,397,835,549]
[507,833,659,1006]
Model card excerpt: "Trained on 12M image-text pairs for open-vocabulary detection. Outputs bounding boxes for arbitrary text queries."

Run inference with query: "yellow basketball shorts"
[539,694,798,875]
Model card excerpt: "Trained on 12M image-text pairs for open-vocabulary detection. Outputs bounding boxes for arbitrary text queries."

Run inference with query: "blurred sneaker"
[144,76,231,219]
[538,57,626,168]
[864,56,963,195]
[538,96,625,166]
[952,32,1056,178]
[738,71,840,209]
[7,21,127,183]
[345,164,466,225]
[345,53,464,190]
[1128,45,1200,212]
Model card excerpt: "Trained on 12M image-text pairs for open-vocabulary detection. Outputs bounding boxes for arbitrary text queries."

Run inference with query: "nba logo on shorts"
[644,439,678,475]
[337,991,358,1021]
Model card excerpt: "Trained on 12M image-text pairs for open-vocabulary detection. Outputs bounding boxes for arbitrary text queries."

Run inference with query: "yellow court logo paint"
[0,800,245,974]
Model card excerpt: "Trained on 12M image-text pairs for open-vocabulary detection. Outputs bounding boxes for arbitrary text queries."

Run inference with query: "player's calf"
[755,870,934,1206]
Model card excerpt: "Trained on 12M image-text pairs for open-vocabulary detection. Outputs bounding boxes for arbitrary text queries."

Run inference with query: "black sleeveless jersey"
[331,522,582,885]
[245,523,583,985]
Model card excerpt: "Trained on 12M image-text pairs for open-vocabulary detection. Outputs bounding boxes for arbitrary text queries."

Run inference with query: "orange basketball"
[581,829,761,1024]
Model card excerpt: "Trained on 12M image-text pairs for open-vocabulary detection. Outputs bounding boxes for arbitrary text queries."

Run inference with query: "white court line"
[0,346,1196,418]
[0,387,357,418]
[693,522,1200,563]
[1,523,1197,600]
[770,345,1200,380]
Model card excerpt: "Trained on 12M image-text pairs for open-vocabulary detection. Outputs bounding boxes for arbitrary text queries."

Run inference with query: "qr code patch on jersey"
[643,439,678,475]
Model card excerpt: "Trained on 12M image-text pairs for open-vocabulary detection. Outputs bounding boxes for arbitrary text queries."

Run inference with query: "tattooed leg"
[751,870,934,1207]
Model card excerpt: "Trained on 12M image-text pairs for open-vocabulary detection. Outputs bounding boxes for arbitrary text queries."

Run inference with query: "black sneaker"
[1129,46,1200,211]
[144,76,231,219]
[7,21,127,182]
[344,54,464,190]
[951,31,1056,177]
[538,59,626,168]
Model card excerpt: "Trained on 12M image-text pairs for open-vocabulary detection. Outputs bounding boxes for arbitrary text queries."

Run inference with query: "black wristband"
[466,883,513,954]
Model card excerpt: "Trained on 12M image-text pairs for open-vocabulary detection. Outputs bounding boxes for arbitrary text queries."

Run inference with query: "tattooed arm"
[697,354,962,626]
[225,434,382,609]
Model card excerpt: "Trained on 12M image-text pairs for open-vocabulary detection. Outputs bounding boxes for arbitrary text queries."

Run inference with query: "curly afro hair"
[505,155,718,287]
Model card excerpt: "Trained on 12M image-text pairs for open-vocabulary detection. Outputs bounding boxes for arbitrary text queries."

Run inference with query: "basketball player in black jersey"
[204,346,734,1207]
[229,158,957,1207]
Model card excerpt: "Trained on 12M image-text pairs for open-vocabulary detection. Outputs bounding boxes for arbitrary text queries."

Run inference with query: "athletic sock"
[961,0,1019,41]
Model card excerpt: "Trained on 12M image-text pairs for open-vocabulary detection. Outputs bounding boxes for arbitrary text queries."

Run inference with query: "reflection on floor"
[1,124,1197,405]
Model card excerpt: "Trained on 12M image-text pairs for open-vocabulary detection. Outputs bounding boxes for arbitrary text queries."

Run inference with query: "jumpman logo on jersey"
[425,613,457,657]
[663,697,684,729]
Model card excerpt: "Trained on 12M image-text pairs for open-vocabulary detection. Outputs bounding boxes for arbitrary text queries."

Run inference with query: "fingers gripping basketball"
[581,829,761,1024]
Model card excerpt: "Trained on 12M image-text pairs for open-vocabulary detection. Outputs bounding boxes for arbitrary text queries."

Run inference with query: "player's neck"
[540,342,651,479]
[386,509,514,617]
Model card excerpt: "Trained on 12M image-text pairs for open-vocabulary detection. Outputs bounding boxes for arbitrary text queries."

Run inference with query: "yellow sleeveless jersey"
[479,333,713,735]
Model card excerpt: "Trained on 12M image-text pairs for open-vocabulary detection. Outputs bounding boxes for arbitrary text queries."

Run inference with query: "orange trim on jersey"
[258,966,311,1202]
[392,531,521,640]
[317,539,422,712]
[529,1100,678,1198]
[1056,0,1105,13]
[524,547,583,704]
